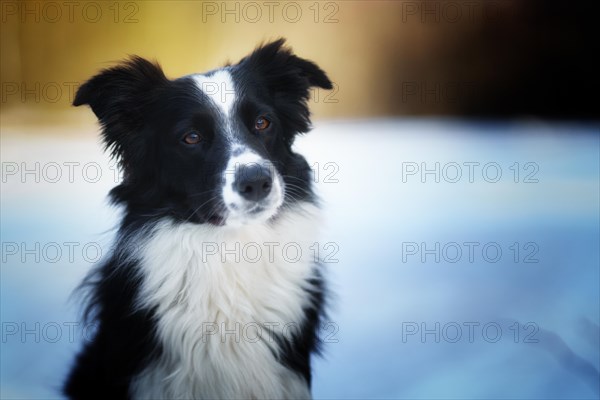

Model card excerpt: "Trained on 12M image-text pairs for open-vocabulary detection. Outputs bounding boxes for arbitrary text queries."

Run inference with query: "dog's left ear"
[289,53,333,90]
[242,38,332,90]
[240,39,332,134]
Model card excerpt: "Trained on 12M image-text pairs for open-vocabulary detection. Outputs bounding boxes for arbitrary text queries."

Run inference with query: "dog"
[64,39,332,399]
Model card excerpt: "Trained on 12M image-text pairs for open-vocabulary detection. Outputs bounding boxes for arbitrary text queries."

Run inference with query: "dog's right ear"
[74,56,168,119]
[74,56,168,160]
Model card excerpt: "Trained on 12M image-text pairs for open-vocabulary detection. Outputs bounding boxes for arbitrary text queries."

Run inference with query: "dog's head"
[74,39,332,227]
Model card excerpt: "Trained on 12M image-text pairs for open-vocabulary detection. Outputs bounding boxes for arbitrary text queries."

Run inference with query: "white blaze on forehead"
[192,70,236,118]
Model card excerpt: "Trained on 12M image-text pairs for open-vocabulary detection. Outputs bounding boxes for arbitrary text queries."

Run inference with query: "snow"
[1,119,598,399]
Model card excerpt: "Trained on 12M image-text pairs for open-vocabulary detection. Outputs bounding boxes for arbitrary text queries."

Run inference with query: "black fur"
[64,39,331,399]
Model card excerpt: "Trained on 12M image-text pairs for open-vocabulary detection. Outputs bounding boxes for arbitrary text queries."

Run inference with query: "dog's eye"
[182,132,202,145]
[255,116,271,131]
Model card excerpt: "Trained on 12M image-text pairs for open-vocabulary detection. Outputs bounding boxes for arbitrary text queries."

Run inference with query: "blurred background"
[2,0,599,121]
[1,0,598,399]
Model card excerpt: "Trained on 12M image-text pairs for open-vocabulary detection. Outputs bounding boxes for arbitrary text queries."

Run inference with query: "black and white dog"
[64,39,332,399]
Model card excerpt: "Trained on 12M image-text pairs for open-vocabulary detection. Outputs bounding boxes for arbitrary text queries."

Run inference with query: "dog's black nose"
[235,164,273,202]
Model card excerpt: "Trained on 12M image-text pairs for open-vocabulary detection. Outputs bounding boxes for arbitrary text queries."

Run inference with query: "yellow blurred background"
[1,0,597,127]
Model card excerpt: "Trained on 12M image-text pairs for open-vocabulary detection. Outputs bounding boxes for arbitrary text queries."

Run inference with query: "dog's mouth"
[204,206,270,227]
[197,176,284,227]
[193,202,228,226]
[205,204,272,227]
[247,205,266,215]
[206,213,226,226]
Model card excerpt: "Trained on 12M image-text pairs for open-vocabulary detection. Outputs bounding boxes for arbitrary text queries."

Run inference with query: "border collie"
[64,39,332,399]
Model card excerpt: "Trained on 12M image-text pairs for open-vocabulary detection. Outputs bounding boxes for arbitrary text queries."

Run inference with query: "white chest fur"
[129,203,320,399]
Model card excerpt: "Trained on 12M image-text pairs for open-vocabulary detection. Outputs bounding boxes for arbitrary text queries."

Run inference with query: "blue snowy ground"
[1,119,599,399]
